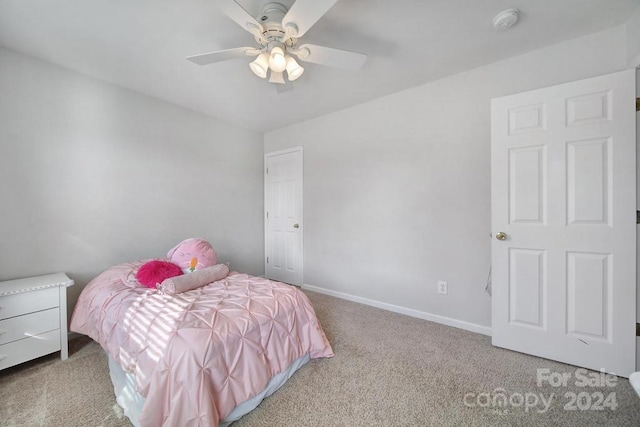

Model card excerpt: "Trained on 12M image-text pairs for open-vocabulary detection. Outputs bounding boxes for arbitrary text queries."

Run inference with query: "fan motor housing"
[256,2,295,47]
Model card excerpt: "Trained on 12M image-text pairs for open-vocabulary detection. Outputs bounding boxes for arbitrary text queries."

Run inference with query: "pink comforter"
[70,261,333,427]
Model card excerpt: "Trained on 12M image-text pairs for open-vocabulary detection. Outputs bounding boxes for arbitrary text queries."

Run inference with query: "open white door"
[491,70,636,377]
[265,147,303,286]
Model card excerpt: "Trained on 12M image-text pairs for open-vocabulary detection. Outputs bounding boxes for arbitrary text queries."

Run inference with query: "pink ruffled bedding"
[70,261,333,427]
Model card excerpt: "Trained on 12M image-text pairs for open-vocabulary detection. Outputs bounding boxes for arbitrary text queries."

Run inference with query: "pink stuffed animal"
[167,238,218,273]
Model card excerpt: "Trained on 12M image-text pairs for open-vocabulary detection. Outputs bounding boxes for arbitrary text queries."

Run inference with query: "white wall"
[626,6,640,67]
[265,27,628,329]
[0,47,264,315]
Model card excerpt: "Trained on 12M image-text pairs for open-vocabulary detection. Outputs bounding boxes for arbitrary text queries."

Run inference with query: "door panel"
[508,145,546,224]
[566,251,610,340]
[491,69,636,377]
[566,138,611,225]
[509,248,546,328]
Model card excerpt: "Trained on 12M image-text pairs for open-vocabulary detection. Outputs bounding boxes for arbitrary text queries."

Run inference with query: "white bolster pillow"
[158,263,230,295]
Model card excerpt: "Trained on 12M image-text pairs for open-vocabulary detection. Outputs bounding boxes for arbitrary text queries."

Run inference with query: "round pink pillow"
[136,260,183,289]
[167,238,218,273]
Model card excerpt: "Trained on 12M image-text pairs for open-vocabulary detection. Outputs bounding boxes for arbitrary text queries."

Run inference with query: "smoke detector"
[493,9,519,30]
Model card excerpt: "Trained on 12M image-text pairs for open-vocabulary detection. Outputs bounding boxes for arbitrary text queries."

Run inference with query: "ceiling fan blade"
[186,47,257,66]
[216,0,265,38]
[282,0,339,37]
[295,43,367,70]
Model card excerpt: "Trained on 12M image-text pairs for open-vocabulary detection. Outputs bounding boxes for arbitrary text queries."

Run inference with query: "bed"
[70,260,333,427]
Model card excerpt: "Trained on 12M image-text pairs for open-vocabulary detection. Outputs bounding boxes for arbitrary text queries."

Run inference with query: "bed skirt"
[107,352,311,426]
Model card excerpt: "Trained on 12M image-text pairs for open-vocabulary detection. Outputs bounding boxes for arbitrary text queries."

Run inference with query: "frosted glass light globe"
[249,52,269,78]
[286,56,304,81]
[268,46,287,72]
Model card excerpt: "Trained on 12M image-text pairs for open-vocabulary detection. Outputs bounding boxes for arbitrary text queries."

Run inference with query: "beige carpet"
[2,290,640,426]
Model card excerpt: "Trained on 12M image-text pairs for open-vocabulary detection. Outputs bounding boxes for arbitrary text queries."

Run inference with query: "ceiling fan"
[186,0,367,86]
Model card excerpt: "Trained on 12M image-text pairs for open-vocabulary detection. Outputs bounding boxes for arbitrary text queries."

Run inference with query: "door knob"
[495,232,508,241]
[293,223,300,228]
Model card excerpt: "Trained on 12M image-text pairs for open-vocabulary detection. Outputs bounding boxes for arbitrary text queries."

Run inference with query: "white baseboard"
[302,284,492,336]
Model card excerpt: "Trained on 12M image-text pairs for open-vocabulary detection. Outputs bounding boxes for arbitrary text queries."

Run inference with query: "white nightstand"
[0,273,74,370]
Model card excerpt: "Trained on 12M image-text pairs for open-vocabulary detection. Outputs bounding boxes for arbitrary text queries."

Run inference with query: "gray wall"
[626,6,640,67]
[0,21,636,334]
[0,47,265,314]
[264,27,629,329]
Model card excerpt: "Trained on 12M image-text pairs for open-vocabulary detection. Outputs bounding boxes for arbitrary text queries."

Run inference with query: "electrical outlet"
[437,280,448,295]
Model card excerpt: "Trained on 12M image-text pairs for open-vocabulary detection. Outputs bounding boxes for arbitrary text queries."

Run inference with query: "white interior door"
[491,70,636,377]
[265,147,303,286]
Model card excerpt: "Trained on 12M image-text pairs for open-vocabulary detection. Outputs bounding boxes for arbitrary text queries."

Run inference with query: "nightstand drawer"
[0,308,60,345]
[0,329,61,370]
[0,287,59,320]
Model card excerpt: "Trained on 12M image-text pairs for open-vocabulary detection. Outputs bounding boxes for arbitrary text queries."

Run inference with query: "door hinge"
[266,257,269,264]
[636,323,640,336]
[637,211,640,224]
[266,211,269,219]
[636,97,640,112]
[266,167,269,174]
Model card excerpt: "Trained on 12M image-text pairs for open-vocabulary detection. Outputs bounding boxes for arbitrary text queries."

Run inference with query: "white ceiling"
[0,0,638,132]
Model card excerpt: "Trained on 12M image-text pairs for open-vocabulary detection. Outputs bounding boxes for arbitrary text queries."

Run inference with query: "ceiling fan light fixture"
[193,0,368,88]
[268,46,287,72]
[249,52,269,78]
[285,55,304,81]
